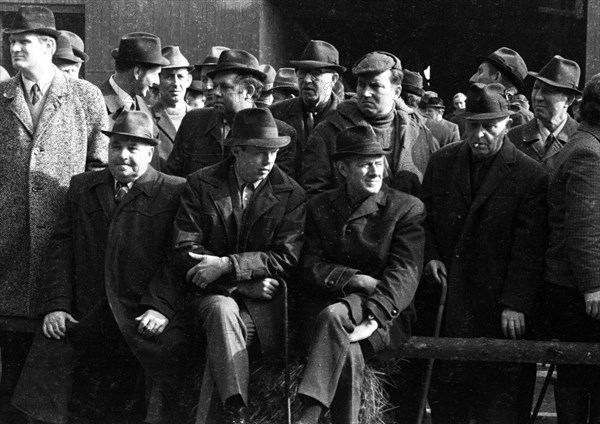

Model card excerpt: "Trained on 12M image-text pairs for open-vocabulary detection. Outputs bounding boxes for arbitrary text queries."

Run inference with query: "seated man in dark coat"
[173,108,306,424]
[11,111,187,424]
[293,126,425,424]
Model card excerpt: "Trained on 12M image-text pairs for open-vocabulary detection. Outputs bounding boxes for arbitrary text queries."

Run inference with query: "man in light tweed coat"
[0,6,108,322]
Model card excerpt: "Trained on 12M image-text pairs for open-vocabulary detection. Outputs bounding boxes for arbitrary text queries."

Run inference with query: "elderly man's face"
[109,136,154,183]
[469,61,498,85]
[296,68,338,109]
[159,67,192,106]
[338,155,384,200]
[531,80,572,125]
[356,70,401,118]
[465,116,511,159]
[10,33,54,71]
[232,145,279,183]
[134,65,161,98]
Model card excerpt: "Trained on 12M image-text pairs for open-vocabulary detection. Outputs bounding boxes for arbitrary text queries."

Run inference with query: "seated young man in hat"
[11,111,188,424]
[172,108,305,424]
[294,126,425,424]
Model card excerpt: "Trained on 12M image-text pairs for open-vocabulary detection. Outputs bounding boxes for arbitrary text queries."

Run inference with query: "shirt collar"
[21,67,55,97]
[537,117,568,140]
[109,75,136,109]
[234,166,263,190]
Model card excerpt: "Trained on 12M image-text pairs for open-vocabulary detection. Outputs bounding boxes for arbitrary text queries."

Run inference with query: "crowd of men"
[1,4,600,424]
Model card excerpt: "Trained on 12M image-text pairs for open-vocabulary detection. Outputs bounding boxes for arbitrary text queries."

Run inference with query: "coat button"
[345,228,352,234]
[325,280,334,287]
[457,214,463,220]
[455,254,460,259]
[392,309,398,316]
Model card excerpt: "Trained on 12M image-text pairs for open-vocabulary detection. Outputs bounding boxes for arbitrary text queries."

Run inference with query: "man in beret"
[272,67,299,103]
[293,125,424,424]
[423,97,461,147]
[11,110,187,424]
[166,49,297,179]
[0,6,108,332]
[195,45,229,108]
[270,40,344,179]
[420,83,547,424]
[172,108,305,423]
[507,55,581,171]
[301,51,437,197]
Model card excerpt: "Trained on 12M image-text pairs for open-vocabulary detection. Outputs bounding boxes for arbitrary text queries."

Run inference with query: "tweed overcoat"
[173,157,306,353]
[302,184,425,352]
[507,115,579,171]
[0,68,108,319]
[420,139,548,338]
[426,117,461,147]
[165,107,297,178]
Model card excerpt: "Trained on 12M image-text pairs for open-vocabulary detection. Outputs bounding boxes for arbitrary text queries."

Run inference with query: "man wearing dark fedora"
[270,40,344,178]
[0,5,108,335]
[400,69,425,109]
[272,67,299,104]
[423,97,460,147]
[420,83,547,424]
[293,125,424,424]
[151,45,193,168]
[11,110,188,424]
[194,45,230,108]
[172,107,305,423]
[52,32,84,79]
[184,68,206,109]
[166,49,297,179]
[256,64,276,108]
[507,55,581,171]
[301,51,437,197]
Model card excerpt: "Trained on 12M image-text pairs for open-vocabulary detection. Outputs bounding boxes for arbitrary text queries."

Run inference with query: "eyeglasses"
[296,69,328,79]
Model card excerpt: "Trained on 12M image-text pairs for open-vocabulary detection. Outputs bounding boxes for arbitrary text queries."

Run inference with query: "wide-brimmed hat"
[101,110,160,145]
[111,32,169,67]
[290,40,346,73]
[160,45,193,70]
[53,33,82,63]
[195,46,230,70]
[4,5,59,39]
[352,51,402,76]
[225,108,290,148]
[482,47,528,91]
[273,68,299,92]
[332,126,386,160]
[528,55,581,94]
[464,83,512,121]
[402,70,424,97]
[206,49,266,81]
[261,65,276,91]
[425,97,445,109]
[59,30,88,62]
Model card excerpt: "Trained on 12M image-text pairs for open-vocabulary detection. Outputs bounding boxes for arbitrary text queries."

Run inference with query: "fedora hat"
[195,46,230,70]
[273,68,299,92]
[261,65,276,91]
[290,40,346,73]
[464,83,512,121]
[332,126,386,160]
[59,30,88,62]
[352,51,402,76]
[53,33,82,63]
[482,47,528,91]
[101,110,160,145]
[188,68,203,92]
[161,45,193,70]
[111,32,169,67]
[402,70,424,97]
[425,97,445,109]
[225,108,290,148]
[4,5,59,39]
[206,49,266,81]
[528,55,581,94]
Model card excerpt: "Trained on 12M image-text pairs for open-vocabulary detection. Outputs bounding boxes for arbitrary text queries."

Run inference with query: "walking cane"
[415,274,448,424]
[282,280,291,424]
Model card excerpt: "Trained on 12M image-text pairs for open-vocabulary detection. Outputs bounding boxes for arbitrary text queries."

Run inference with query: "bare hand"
[501,308,525,339]
[585,289,600,319]
[135,309,169,338]
[424,260,447,284]
[346,275,381,295]
[187,252,233,288]
[43,311,79,340]
[236,278,280,300]
[348,317,379,342]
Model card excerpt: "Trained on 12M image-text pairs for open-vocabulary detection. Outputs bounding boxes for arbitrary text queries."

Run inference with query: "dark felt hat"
[332,126,386,160]
[206,49,266,81]
[260,64,276,91]
[352,51,402,76]
[290,40,346,73]
[188,68,203,92]
[425,97,445,109]
[225,108,290,148]
[101,110,160,145]
[482,47,528,91]
[53,33,82,63]
[60,30,88,62]
[195,46,230,70]
[161,46,193,70]
[402,70,424,97]
[111,32,169,67]
[273,68,299,92]
[528,55,581,94]
[464,83,512,121]
[4,6,59,38]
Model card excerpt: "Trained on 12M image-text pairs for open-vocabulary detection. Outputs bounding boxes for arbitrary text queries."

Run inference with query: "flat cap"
[352,51,402,76]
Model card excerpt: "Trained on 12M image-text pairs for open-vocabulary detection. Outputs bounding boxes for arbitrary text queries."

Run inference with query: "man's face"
[108,136,154,183]
[465,116,511,159]
[159,67,192,106]
[425,107,444,121]
[200,66,216,106]
[338,155,384,199]
[213,71,250,115]
[356,70,400,118]
[55,59,81,79]
[135,65,161,97]
[232,145,279,183]
[469,61,498,85]
[296,68,338,109]
[185,90,205,109]
[10,33,53,71]
[453,97,466,110]
[531,80,572,125]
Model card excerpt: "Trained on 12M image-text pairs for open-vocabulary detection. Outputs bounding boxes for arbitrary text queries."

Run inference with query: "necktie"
[305,112,315,139]
[114,181,129,203]
[241,183,254,209]
[545,134,556,150]
[30,84,41,106]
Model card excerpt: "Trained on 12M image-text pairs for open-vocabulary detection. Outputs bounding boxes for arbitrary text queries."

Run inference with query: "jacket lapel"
[520,120,544,160]
[34,68,67,142]
[91,169,117,218]
[347,189,385,222]
[4,74,33,136]
[98,79,121,115]
[453,142,472,208]
[241,179,281,242]
[153,107,178,143]
[204,163,235,249]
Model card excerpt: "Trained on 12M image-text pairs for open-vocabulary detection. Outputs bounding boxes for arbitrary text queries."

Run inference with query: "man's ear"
[393,84,402,100]
[243,84,256,100]
[231,145,242,158]
[133,65,143,81]
[331,72,340,85]
[505,117,513,130]
[336,160,348,178]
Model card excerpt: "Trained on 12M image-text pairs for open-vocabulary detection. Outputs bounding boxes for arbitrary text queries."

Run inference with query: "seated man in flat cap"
[172,108,305,424]
[294,125,424,424]
[11,111,187,424]
[301,51,437,197]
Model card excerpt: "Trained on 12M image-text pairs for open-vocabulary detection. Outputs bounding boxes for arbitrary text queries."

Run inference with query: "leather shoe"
[223,405,248,424]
